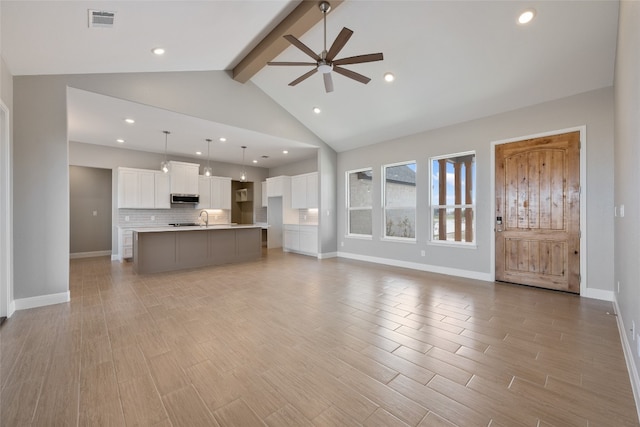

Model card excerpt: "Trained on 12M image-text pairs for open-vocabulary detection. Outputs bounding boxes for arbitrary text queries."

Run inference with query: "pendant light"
[203,138,212,177]
[161,130,170,173]
[240,145,247,182]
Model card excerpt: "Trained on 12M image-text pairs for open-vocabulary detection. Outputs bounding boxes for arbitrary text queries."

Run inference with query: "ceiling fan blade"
[323,73,334,93]
[284,34,321,61]
[326,27,353,62]
[333,53,384,66]
[333,66,371,84]
[289,68,318,86]
[267,61,318,66]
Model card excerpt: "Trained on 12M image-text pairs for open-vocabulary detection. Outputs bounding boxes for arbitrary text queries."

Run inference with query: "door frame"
[490,126,587,296]
[0,100,13,319]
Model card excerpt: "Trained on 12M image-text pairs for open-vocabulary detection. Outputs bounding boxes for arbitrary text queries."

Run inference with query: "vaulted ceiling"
[1,1,619,166]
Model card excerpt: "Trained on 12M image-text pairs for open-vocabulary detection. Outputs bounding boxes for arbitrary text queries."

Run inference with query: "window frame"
[382,160,417,242]
[346,167,373,239]
[429,151,477,247]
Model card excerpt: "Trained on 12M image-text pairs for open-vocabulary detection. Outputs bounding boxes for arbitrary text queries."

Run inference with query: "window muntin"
[430,152,476,244]
[347,168,373,236]
[383,161,416,240]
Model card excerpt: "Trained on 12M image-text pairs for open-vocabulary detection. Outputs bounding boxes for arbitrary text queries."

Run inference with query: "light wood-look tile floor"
[1,250,638,426]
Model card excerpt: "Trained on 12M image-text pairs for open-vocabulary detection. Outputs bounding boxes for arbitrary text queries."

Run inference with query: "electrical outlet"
[151,215,155,221]
[341,241,344,247]
[92,210,97,216]
[421,250,426,257]
[125,216,130,222]
[620,204,625,217]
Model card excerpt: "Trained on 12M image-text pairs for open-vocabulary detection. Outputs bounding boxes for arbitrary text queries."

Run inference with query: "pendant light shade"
[204,138,213,177]
[161,130,170,173]
[240,146,247,182]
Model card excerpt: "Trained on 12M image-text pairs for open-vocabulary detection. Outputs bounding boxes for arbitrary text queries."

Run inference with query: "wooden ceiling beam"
[232,0,343,84]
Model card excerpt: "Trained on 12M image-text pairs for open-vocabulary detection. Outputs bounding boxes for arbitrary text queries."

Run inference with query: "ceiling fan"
[267,1,384,93]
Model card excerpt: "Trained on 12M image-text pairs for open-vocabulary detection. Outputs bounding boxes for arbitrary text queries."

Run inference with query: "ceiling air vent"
[88,10,116,28]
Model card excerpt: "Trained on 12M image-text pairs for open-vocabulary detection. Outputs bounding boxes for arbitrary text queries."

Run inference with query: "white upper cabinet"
[138,171,156,208]
[169,161,199,195]
[266,176,287,197]
[291,172,318,209]
[261,181,267,207]
[118,167,168,209]
[198,176,212,209]
[154,172,171,209]
[211,176,231,210]
[198,176,231,210]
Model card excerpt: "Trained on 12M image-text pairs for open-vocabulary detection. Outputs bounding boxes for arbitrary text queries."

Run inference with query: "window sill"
[381,237,417,244]
[346,234,373,240]
[427,241,477,249]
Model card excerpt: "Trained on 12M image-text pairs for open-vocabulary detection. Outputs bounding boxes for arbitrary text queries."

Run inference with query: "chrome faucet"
[199,210,209,228]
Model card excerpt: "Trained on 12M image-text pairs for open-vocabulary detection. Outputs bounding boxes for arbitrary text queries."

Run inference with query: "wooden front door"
[495,131,580,293]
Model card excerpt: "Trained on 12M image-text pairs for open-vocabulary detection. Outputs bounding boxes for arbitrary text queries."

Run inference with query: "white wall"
[0,54,13,317]
[613,0,640,413]
[338,87,614,294]
[13,71,337,302]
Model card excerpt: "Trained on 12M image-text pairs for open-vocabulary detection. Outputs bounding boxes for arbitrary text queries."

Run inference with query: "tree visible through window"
[384,162,416,239]
[347,168,373,236]
[431,152,476,243]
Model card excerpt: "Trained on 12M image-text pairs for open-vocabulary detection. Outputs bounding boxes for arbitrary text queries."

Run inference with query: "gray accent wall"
[13,71,337,301]
[69,166,112,254]
[337,87,614,295]
[614,0,640,398]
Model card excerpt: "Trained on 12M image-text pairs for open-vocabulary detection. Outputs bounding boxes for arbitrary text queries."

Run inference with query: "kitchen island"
[132,225,262,274]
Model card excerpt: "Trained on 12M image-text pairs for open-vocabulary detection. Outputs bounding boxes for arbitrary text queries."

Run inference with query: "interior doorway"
[494,131,581,293]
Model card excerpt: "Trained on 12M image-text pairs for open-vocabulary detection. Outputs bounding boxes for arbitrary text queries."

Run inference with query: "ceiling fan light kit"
[267,1,384,93]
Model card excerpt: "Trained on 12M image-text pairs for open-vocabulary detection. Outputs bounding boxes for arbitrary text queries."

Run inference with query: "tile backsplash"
[299,209,319,225]
[118,205,230,228]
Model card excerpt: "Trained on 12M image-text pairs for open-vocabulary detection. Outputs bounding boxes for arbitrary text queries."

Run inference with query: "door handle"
[496,216,503,232]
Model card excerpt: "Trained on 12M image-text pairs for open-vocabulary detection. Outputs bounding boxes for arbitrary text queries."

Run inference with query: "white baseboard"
[7,300,15,318]
[70,250,112,259]
[582,287,614,302]
[111,254,120,261]
[13,291,70,311]
[318,252,337,259]
[613,297,640,422]
[337,251,492,282]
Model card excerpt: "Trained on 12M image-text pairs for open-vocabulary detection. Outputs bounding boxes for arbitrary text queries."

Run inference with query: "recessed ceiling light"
[195,151,202,156]
[116,139,125,144]
[518,9,536,25]
[124,118,135,124]
[252,160,258,164]
[384,72,395,82]
[219,137,227,142]
[152,47,165,55]
[283,150,289,154]
[313,107,321,114]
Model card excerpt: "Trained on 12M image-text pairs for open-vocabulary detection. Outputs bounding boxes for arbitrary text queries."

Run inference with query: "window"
[383,161,416,239]
[430,152,476,244]
[347,168,373,236]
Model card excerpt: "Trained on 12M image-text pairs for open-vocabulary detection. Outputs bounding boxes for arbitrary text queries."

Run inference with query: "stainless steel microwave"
[170,194,199,204]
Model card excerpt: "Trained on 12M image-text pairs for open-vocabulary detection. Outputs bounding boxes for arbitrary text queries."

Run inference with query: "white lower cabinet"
[118,228,134,261]
[283,224,317,256]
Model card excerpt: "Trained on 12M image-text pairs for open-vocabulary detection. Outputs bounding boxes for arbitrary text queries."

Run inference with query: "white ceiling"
[1,1,619,162]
